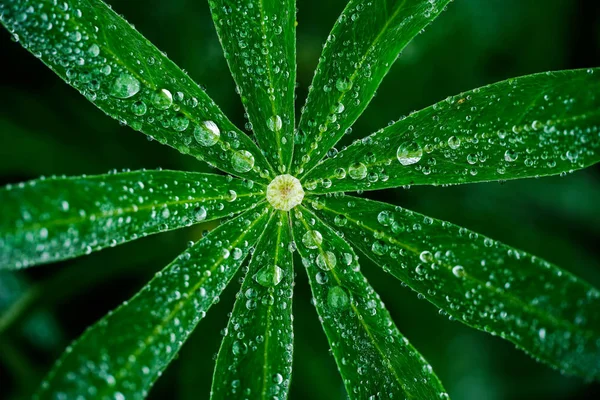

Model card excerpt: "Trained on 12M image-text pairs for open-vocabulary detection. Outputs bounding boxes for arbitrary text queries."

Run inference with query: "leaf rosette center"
[266,174,304,211]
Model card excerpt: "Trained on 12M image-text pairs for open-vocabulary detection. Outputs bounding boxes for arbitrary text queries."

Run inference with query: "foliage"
[0,0,599,399]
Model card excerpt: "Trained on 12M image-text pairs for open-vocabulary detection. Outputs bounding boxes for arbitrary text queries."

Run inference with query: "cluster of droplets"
[0,0,267,178]
[292,0,451,176]
[210,0,294,172]
[291,208,451,398]
[303,69,600,192]
[0,170,261,268]
[212,213,293,399]
[312,195,600,380]
[37,207,269,399]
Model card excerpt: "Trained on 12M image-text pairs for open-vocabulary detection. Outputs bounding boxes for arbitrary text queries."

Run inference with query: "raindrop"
[267,115,282,131]
[110,73,140,99]
[254,265,284,287]
[194,121,220,147]
[348,162,367,180]
[152,88,173,110]
[396,141,423,165]
[316,251,336,271]
[232,150,255,173]
[452,265,466,278]
[504,149,518,162]
[302,230,323,249]
[447,136,461,149]
[328,286,349,309]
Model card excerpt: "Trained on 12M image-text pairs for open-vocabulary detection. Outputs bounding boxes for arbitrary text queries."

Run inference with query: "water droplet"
[194,121,220,147]
[447,136,461,149]
[348,162,367,180]
[328,286,349,309]
[231,150,255,173]
[302,230,323,249]
[131,101,147,116]
[452,265,466,278]
[152,88,173,110]
[254,265,284,287]
[110,73,140,99]
[267,115,282,131]
[396,141,423,165]
[335,77,352,92]
[316,251,336,271]
[504,149,518,162]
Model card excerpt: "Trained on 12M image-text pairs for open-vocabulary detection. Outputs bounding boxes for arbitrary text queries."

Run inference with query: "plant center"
[266,174,304,211]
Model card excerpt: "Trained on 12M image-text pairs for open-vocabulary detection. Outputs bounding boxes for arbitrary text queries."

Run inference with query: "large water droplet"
[316,251,336,271]
[328,286,349,309]
[194,121,220,147]
[448,136,461,149]
[152,88,173,110]
[396,141,423,166]
[348,162,367,180]
[302,230,323,249]
[267,115,282,131]
[504,149,518,162]
[110,73,140,99]
[232,150,255,173]
[254,265,284,287]
[452,265,466,278]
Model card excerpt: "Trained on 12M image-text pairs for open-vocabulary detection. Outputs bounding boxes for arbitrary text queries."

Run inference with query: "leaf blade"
[293,0,453,177]
[36,205,270,399]
[0,170,263,269]
[209,0,296,172]
[0,0,274,181]
[304,68,600,193]
[291,205,449,399]
[311,195,600,380]
[211,210,293,399]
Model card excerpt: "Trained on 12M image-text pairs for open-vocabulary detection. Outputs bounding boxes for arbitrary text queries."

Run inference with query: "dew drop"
[396,141,423,165]
[254,265,284,287]
[194,121,220,147]
[447,136,461,149]
[348,162,367,180]
[267,115,282,131]
[152,88,173,110]
[231,150,255,173]
[302,230,323,249]
[110,73,140,99]
[316,251,337,271]
[452,265,466,278]
[504,149,518,162]
[328,286,349,309]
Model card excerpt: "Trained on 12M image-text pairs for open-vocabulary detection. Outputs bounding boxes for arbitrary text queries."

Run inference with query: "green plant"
[1,0,599,398]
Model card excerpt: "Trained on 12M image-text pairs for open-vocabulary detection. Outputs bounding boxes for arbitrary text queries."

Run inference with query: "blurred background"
[1,0,600,399]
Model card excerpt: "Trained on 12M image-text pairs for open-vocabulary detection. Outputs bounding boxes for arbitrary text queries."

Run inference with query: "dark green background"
[1,0,600,399]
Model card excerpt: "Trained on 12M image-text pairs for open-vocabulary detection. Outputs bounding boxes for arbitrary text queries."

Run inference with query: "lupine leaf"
[291,205,449,399]
[0,0,274,182]
[303,68,600,193]
[211,211,293,399]
[293,0,453,178]
[0,170,262,269]
[36,205,270,399]
[209,0,296,172]
[310,195,600,380]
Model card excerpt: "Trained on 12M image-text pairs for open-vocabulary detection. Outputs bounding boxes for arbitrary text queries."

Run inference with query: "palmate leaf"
[293,0,453,178]
[0,0,274,182]
[291,205,449,399]
[36,205,270,399]
[304,68,600,193]
[211,211,293,399]
[209,0,296,172]
[0,170,263,269]
[310,195,600,380]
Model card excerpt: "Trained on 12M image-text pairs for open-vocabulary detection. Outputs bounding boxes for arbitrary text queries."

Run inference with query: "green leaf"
[0,0,274,182]
[211,211,293,399]
[0,170,263,269]
[291,205,449,399]
[310,195,600,380]
[209,0,296,172]
[293,0,453,178]
[304,68,600,193]
[36,205,270,399]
